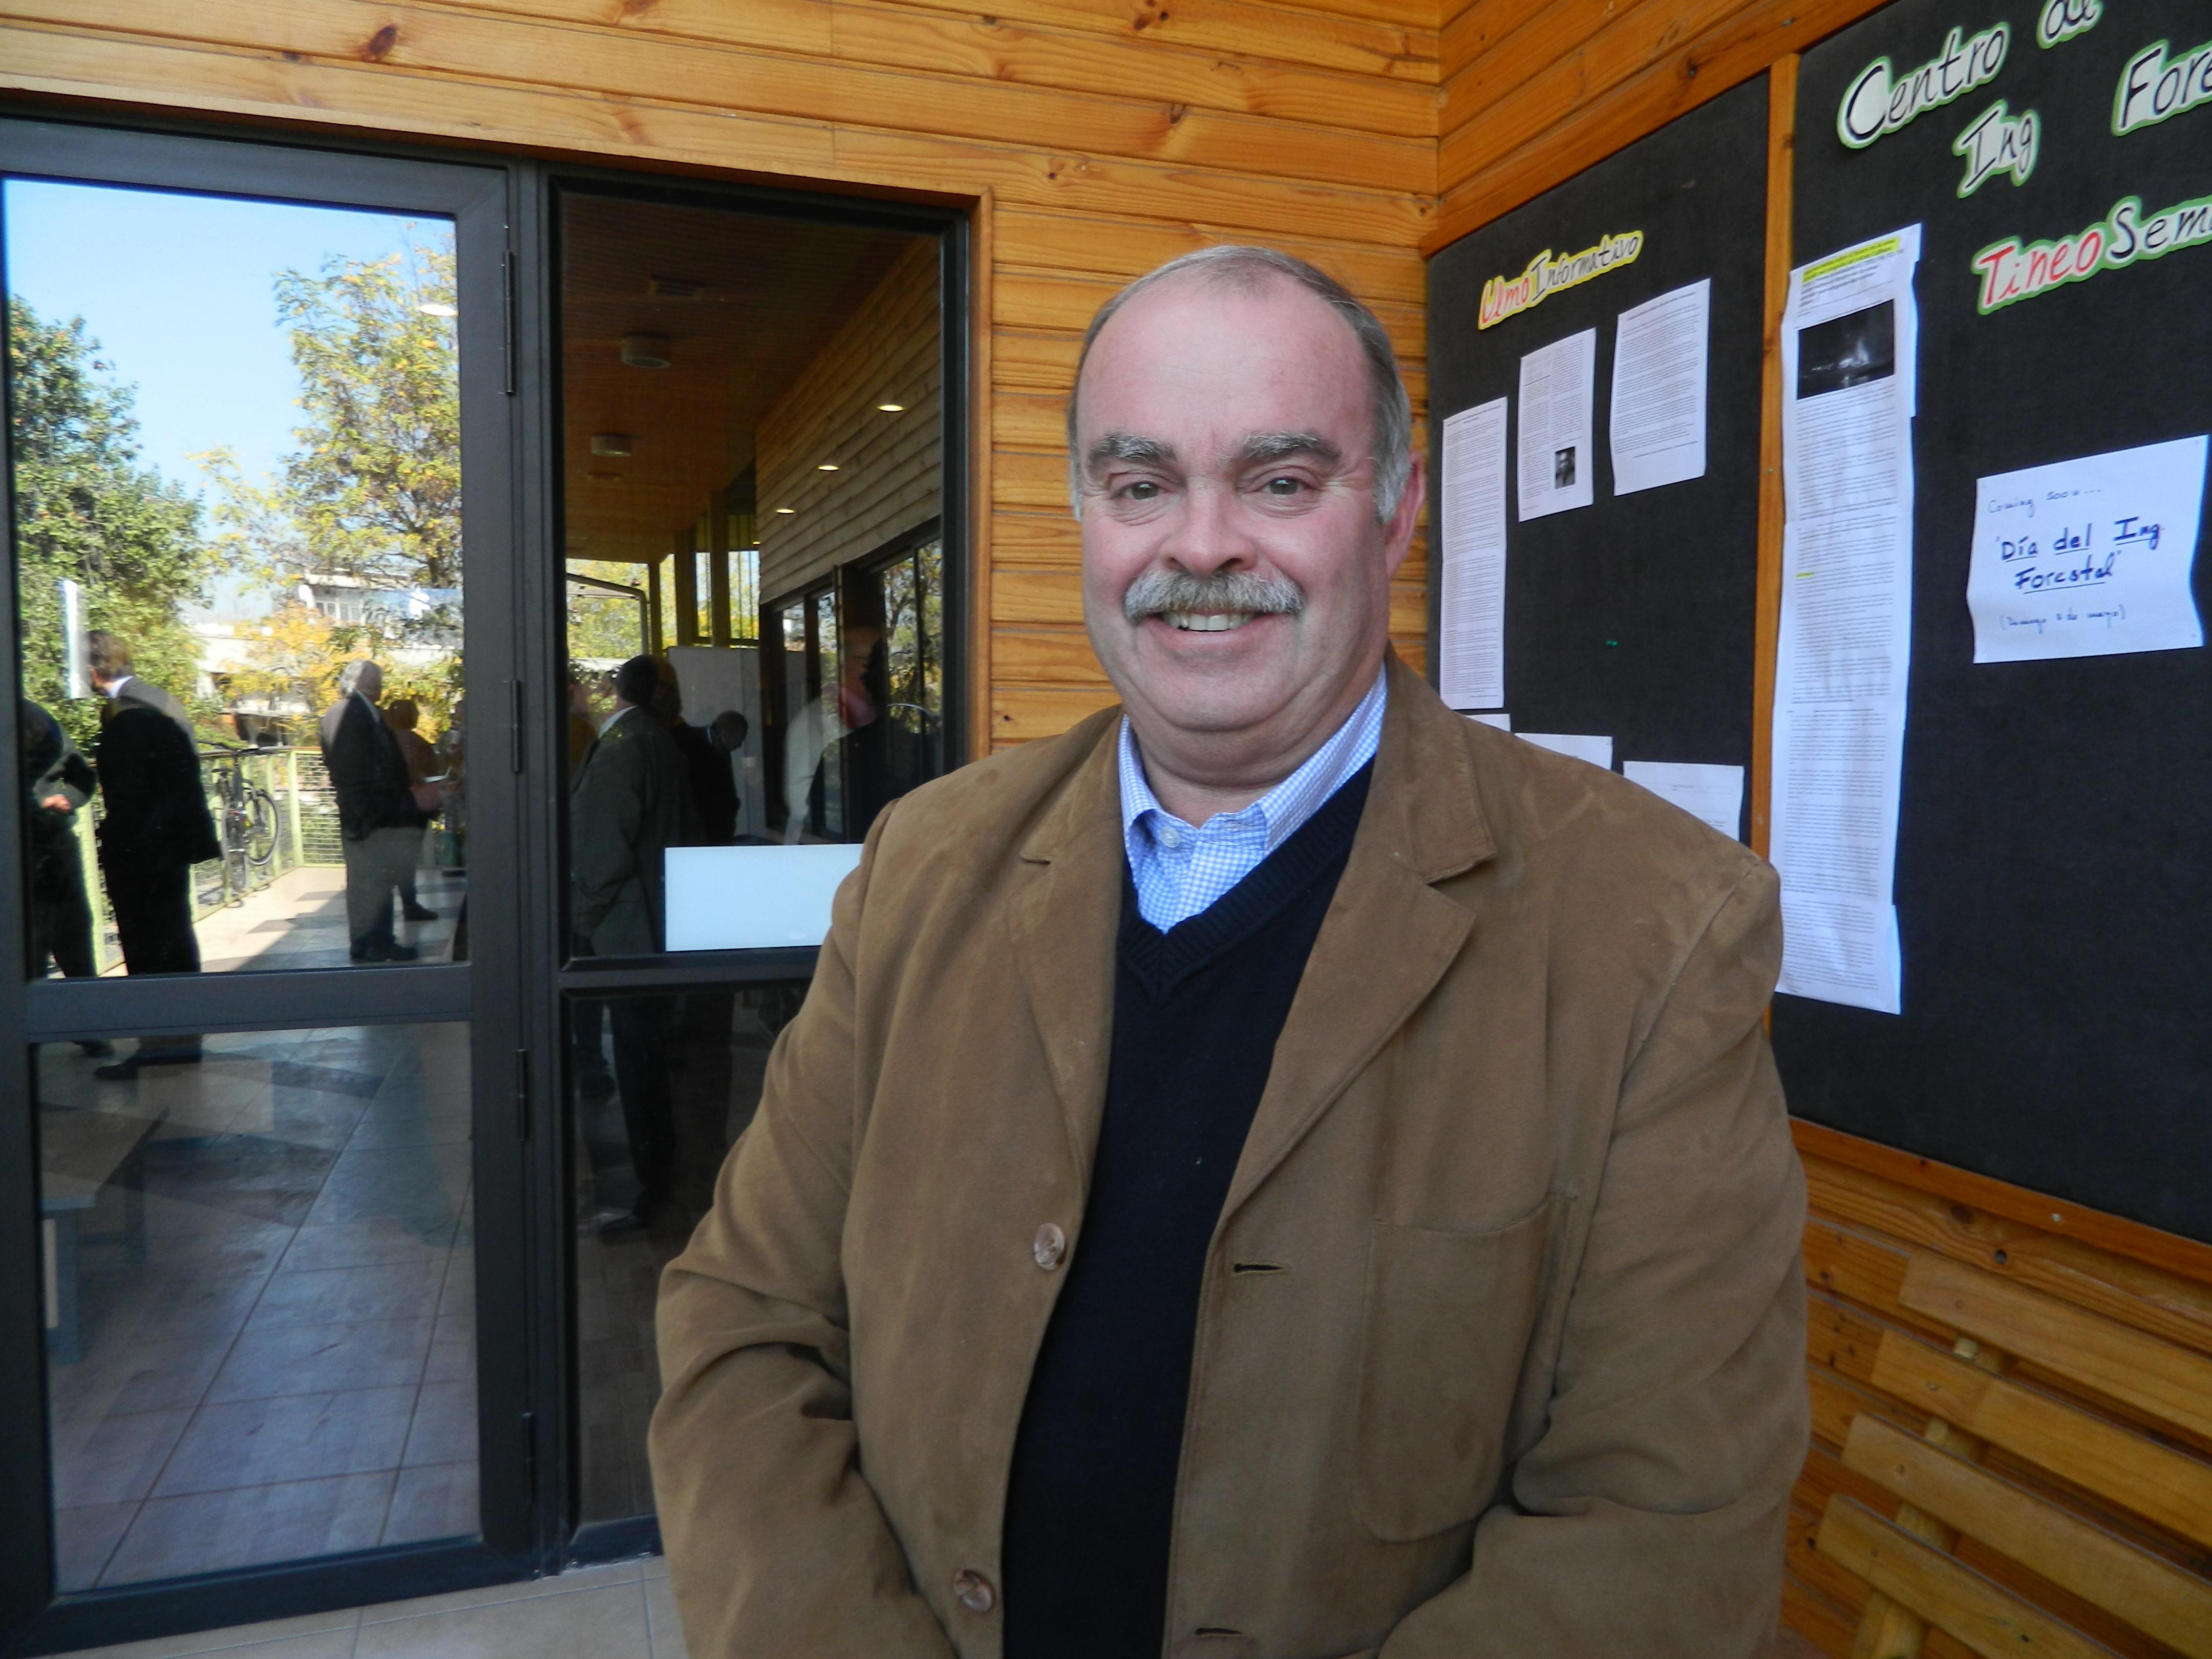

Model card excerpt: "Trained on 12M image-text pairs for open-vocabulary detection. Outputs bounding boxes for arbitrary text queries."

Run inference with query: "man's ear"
[1381,450,1426,581]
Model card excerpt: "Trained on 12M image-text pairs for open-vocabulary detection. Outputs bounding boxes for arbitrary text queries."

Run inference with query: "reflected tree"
[6,297,215,747]
[204,236,462,723]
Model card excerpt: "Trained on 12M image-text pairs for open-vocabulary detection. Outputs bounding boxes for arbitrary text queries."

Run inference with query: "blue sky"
[6,179,449,500]
[6,180,453,619]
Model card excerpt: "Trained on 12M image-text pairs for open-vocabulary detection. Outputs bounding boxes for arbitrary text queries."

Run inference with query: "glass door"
[0,117,535,1650]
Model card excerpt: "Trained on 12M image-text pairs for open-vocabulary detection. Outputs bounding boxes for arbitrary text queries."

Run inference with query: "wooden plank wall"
[756,237,941,604]
[1431,0,1892,256]
[1786,1120,2212,1657]
[0,0,1440,761]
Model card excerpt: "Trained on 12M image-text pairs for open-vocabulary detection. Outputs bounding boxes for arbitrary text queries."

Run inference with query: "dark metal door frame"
[0,113,539,1657]
[0,111,974,1657]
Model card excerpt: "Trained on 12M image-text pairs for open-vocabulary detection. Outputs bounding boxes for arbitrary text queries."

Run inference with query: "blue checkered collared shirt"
[1118,666,1388,932]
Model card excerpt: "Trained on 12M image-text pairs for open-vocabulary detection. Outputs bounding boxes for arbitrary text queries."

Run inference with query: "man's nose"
[1156,479,1258,576]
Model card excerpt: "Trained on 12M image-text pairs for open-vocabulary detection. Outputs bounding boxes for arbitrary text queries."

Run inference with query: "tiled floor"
[39,1023,478,1590]
[180,864,463,974]
[61,1558,687,1659]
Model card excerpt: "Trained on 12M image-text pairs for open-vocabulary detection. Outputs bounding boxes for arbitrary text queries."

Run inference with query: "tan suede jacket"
[652,655,1808,1658]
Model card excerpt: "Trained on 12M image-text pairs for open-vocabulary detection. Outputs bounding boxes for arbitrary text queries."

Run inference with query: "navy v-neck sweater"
[1001,762,1374,1657]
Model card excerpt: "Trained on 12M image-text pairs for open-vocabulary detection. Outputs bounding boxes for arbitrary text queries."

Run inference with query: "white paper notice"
[1517,329,1597,521]
[1966,435,2207,663]
[1623,761,1744,840]
[1465,711,1512,730]
[1519,732,1613,769]
[1610,279,1710,496]
[1770,225,1921,1015]
[1439,398,1509,708]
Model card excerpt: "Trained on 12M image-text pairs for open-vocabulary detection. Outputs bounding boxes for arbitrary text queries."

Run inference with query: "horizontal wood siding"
[1431,0,1890,254]
[757,238,942,604]
[1786,1120,2212,1657]
[0,0,1440,756]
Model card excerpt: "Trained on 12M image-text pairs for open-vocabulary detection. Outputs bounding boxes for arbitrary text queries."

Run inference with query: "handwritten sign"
[1966,435,2207,663]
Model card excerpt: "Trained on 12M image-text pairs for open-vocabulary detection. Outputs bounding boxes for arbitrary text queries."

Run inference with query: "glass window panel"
[36,1022,476,1588]
[7,181,466,980]
[570,982,803,1522]
[554,192,945,960]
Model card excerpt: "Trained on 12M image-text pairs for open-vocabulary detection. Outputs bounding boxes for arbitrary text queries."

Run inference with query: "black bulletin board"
[1777,0,2212,1241]
[1426,77,1769,800]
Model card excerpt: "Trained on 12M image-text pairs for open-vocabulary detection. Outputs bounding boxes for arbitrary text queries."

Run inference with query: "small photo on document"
[1554,445,1577,489]
[1796,300,1895,398]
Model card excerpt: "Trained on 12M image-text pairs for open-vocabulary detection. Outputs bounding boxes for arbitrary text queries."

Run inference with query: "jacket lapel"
[1222,655,1498,1219]
[1005,714,1125,1193]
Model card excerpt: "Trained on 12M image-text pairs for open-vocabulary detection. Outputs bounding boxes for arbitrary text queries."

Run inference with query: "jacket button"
[1032,1223,1067,1271]
[951,1569,996,1613]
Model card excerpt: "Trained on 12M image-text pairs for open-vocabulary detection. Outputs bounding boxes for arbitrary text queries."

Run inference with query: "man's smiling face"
[1074,273,1420,763]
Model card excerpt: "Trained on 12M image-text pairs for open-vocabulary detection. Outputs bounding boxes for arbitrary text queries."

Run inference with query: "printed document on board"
[1623,760,1743,840]
[1610,279,1710,495]
[1438,398,1509,709]
[1517,329,1596,521]
[1771,225,1921,1015]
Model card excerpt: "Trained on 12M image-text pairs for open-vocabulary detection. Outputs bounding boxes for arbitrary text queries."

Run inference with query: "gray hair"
[337,658,381,694]
[1066,245,1413,525]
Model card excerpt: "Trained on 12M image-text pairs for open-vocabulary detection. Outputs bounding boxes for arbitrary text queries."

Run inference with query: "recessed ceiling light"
[774,506,795,515]
[620,332,672,369]
[589,433,633,457]
[417,302,457,317]
[647,275,705,300]
[817,463,840,472]
[877,402,905,413]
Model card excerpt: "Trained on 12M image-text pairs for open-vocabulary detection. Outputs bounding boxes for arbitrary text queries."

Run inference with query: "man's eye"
[1120,480,1162,501]
[1263,475,1305,496]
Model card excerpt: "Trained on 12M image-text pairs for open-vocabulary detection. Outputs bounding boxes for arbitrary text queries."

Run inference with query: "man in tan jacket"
[653,247,1807,1657]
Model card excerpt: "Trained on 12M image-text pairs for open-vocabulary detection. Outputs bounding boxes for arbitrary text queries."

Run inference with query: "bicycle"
[201,745,281,905]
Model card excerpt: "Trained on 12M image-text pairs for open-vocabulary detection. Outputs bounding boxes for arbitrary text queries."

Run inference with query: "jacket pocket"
[1351,1198,1555,1542]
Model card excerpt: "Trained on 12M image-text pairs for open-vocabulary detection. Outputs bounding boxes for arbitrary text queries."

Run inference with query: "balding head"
[1068,246,1412,525]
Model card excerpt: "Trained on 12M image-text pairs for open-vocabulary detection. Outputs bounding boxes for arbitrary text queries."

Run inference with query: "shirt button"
[1158,824,1184,848]
[952,1569,996,1613]
[1032,1223,1067,1271]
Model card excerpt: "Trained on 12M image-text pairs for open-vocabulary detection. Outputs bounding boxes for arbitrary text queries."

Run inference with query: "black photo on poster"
[1796,301,1896,398]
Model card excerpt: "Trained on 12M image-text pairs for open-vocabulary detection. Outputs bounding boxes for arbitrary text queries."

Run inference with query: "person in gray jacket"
[570,653,698,1230]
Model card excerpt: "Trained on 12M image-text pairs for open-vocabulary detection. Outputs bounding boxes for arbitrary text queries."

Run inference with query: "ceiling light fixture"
[589,433,633,457]
[817,462,840,472]
[646,275,705,300]
[877,401,905,413]
[774,506,796,515]
[417,302,458,317]
[620,332,672,369]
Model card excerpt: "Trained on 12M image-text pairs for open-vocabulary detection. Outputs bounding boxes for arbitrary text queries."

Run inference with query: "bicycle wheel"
[243,789,280,868]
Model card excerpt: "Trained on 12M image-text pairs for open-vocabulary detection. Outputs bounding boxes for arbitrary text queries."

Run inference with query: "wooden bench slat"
[1901,1254,2212,1443]
[1843,1414,2212,1659]
[1816,1497,2124,1659]
[1871,1330,2212,1552]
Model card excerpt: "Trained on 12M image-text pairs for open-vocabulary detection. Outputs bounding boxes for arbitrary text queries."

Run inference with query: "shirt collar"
[1118,663,1389,849]
[105,674,135,701]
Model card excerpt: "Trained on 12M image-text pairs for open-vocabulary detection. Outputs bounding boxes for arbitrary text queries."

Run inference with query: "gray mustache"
[1122,569,1306,625]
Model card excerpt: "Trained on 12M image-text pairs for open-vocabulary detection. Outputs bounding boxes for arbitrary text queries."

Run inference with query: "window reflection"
[7,181,465,981]
[571,982,802,1521]
[37,1023,476,1587]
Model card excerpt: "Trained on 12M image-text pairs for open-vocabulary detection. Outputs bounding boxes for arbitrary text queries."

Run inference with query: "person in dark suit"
[657,668,739,847]
[86,632,219,1076]
[20,698,112,1057]
[320,659,432,963]
[571,654,699,1230]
